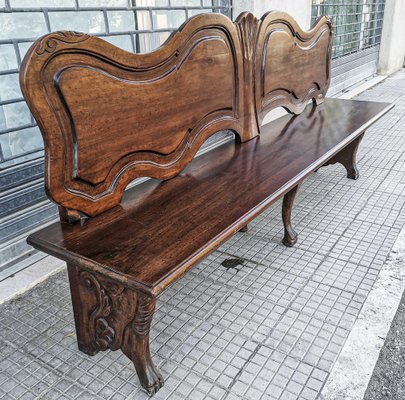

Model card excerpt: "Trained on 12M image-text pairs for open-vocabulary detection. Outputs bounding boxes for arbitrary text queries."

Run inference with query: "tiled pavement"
[0,69,404,400]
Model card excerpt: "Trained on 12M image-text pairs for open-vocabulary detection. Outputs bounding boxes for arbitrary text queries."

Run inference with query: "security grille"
[312,0,385,95]
[0,0,232,279]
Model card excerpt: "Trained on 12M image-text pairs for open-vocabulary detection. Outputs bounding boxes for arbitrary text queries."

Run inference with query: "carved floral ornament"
[35,31,90,55]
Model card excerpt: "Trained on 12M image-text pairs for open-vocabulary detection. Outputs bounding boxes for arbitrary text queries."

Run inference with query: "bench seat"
[28,98,392,295]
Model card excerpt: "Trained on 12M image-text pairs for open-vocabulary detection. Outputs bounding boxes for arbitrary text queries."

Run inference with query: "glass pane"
[0,102,31,131]
[135,0,169,6]
[108,11,136,33]
[136,10,152,31]
[12,0,75,7]
[0,126,43,162]
[80,0,129,6]
[151,10,186,30]
[171,0,200,6]
[138,31,170,52]
[189,9,210,17]
[49,11,105,34]
[0,74,23,102]
[18,42,34,61]
[0,12,47,40]
[103,35,134,51]
[0,45,18,72]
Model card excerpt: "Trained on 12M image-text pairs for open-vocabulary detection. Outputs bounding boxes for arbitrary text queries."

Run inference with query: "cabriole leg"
[321,133,364,180]
[282,185,299,247]
[122,292,164,395]
[66,263,163,395]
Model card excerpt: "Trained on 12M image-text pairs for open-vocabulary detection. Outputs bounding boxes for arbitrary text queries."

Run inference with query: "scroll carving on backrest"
[20,14,244,217]
[20,11,333,218]
[253,11,333,124]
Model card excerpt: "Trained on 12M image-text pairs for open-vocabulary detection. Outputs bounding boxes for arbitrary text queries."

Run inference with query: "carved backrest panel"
[20,11,333,218]
[254,12,333,121]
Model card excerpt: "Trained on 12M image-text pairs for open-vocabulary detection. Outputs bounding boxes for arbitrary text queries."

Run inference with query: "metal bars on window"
[0,0,232,169]
[311,0,385,59]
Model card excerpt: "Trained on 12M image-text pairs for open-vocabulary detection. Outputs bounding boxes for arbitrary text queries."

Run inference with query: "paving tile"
[171,321,257,389]
[158,272,231,320]
[329,221,400,269]
[315,184,374,219]
[265,309,349,371]
[261,247,323,279]
[218,233,279,264]
[288,281,365,330]
[356,201,405,228]
[207,290,286,343]
[312,257,378,297]
[286,227,340,256]
[237,265,307,307]
[297,208,353,236]
[188,250,254,288]
[228,346,328,400]
[378,170,405,196]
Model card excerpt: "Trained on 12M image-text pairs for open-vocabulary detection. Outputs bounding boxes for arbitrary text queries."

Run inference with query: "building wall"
[378,0,405,75]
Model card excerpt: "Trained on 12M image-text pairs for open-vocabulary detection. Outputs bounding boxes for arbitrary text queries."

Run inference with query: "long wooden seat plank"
[28,98,392,294]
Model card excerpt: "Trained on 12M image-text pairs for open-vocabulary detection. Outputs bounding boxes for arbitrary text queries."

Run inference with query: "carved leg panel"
[122,293,164,395]
[321,133,364,180]
[67,263,163,395]
[282,185,299,247]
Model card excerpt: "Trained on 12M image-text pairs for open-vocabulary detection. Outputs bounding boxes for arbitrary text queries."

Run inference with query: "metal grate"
[0,0,232,170]
[312,0,385,59]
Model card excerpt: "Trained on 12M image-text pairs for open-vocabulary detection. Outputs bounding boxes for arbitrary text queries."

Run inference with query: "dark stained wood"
[20,14,244,217]
[19,11,333,218]
[20,11,393,395]
[320,133,364,179]
[255,12,333,121]
[28,99,393,295]
[67,263,163,394]
[282,185,300,247]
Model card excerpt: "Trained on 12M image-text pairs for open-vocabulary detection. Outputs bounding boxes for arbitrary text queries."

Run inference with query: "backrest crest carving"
[35,31,90,55]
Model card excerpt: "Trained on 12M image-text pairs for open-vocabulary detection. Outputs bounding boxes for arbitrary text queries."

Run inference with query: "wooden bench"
[20,11,393,395]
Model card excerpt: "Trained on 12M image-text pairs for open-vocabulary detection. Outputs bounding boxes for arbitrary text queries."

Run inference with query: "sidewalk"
[0,69,404,400]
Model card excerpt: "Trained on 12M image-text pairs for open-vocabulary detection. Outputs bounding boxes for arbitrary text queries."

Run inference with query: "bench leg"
[239,224,248,232]
[121,292,164,395]
[282,185,299,247]
[67,263,163,395]
[321,133,364,180]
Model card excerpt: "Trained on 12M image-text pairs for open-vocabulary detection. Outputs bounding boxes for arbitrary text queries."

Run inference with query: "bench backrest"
[20,11,333,219]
